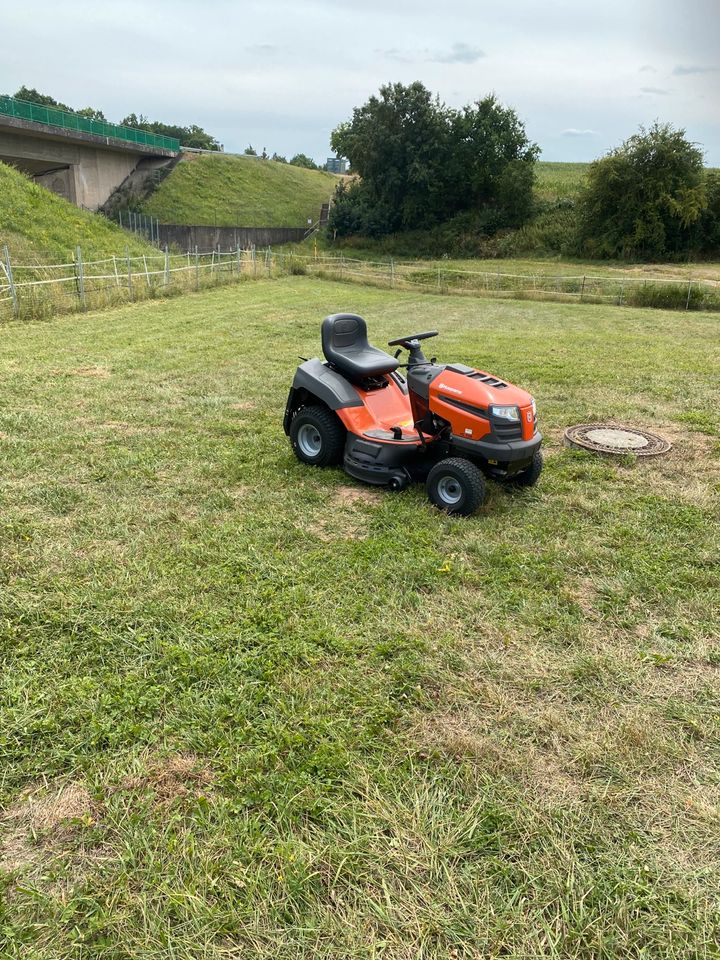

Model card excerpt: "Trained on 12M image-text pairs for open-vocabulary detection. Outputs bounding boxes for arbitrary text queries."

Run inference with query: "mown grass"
[141,153,339,227]
[0,161,154,265]
[0,278,718,958]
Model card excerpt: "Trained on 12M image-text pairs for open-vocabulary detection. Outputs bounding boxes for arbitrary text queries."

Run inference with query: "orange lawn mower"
[283,314,542,516]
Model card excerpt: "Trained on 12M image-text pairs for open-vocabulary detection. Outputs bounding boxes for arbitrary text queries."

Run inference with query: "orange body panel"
[335,366,536,446]
[429,369,535,441]
[336,377,420,441]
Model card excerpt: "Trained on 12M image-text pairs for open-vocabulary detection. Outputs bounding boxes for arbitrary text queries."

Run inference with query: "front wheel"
[426,458,486,516]
[289,405,346,467]
[506,450,543,488]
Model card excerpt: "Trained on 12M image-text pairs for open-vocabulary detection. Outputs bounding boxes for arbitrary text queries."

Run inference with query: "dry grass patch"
[119,754,214,807]
[1,782,95,874]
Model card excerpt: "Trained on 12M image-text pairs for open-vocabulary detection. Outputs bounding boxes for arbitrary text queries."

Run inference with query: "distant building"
[325,157,348,174]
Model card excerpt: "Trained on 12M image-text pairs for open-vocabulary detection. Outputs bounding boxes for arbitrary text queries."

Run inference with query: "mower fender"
[283,358,363,434]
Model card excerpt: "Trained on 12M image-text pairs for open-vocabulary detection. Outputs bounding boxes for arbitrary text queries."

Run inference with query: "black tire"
[426,457,486,516]
[289,405,346,467]
[507,450,543,488]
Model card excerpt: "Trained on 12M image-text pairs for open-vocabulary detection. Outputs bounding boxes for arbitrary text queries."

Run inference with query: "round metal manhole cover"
[564,423,672,457]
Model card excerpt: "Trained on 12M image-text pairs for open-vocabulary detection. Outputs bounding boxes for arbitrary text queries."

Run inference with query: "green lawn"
[142,153,339,227]
[0,278,718,958]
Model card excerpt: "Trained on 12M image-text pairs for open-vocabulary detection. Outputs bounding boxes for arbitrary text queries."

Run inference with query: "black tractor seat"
[321,313,398,382]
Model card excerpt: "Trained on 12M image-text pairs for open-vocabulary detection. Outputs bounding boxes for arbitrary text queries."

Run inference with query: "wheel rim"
[298,423,323,457]
[436,475,463,505]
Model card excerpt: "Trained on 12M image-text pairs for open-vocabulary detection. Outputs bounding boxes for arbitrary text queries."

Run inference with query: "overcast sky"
[2,0,719,165]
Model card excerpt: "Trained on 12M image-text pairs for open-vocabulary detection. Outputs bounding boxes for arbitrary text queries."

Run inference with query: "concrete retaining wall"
[156,224,307,251]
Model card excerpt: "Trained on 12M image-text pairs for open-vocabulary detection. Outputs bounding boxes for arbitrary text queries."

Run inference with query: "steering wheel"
[387,331,438,347]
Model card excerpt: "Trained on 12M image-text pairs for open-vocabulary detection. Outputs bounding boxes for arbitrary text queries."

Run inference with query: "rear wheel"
[426,458,486,516]
[290,405,345,467]
[507,450,543,487]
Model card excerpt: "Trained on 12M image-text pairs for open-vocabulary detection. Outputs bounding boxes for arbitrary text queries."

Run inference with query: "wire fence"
[0,244,274,322]
[2,245,719,324]
[289,253,720,312]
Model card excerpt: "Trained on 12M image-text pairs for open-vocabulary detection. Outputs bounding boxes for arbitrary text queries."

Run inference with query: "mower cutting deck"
[283,314,542,515]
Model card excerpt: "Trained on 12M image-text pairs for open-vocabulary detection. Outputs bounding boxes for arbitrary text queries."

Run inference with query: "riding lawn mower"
[283,314,542,516]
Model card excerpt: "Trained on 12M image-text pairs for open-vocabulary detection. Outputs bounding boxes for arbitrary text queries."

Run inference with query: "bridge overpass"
[0,96,180,210]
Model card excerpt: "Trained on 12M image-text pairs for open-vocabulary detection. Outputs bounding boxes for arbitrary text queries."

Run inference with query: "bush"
[577,123,707,260]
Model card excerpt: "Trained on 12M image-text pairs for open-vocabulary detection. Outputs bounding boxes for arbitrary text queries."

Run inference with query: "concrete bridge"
[0,97,179,210]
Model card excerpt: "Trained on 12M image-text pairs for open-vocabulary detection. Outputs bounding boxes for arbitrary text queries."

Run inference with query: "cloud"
[378,42,485,65]
[245,44,278,55]
[429,42,485,64]
[639,64,656,73]
[673,64,718,75]
[641,86,669,95]
[562,128,598,137]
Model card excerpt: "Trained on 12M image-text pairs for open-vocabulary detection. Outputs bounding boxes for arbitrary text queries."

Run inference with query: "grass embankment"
[141,153,339,227]
[0,278,718,957]
[534,160,589,200]
[0,161,154,264]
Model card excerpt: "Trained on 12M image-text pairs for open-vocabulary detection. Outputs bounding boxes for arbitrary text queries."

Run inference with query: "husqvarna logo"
[438,382,462,395]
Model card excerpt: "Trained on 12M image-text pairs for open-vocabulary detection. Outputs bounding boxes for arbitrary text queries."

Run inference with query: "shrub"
[577,123,706,260]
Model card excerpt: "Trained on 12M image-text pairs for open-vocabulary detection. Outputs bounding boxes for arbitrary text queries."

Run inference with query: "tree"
[13,85,72,111]
[290,153,319,170]
[272,152,287,163]
[244,145,258,156]
[121,114,219,150]
[577,123,707,259]
[329,82,537,237]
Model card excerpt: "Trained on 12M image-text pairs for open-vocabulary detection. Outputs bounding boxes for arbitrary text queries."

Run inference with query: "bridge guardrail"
[0,96,180,152]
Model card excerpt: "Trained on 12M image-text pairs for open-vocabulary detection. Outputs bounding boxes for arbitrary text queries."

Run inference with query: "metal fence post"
[164,245,170,286]
[580,275,586,302]
[112,255,120,287]
[143,255,151,288]
[2,244,19,318]
[685,279,692,310]
[195,245,200,290]
[75,245,86,310]
[252,245,257,277]
[236,244,241,276]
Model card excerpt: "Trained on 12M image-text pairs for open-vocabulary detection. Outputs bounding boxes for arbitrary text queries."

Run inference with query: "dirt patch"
[1,782,95,873]
[119,754,213,807]
[229,402,256,411]
[332,485,382,507]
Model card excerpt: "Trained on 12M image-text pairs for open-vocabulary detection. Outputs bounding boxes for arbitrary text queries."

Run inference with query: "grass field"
[1,278,719,958]
[534,161,589,201]
[141,153,339,228]
[0,161,154,264]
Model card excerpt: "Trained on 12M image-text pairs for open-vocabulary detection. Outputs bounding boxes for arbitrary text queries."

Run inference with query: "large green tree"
[329,82,537,237]
[577,123,707,260]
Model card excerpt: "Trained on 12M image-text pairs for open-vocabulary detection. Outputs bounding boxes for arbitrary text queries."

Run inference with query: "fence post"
[164,245,170,286]
[340,253,344,280]
[580,275,586,302]
[125,246,134,299]
[236,244,241,277]
[75,245,86,310]
[618,279,625,306]
[252,245,257,277]
[437,265,441,292]
[390,258,395,288]
[685,279,692,310]
[112,255,120,287]
[195,246,200,290]
[2,244,19,318]
[143,255,151,288]
[266,247,271,276]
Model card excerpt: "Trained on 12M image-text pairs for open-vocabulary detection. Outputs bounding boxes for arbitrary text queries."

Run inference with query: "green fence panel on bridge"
[0,96,180,152]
